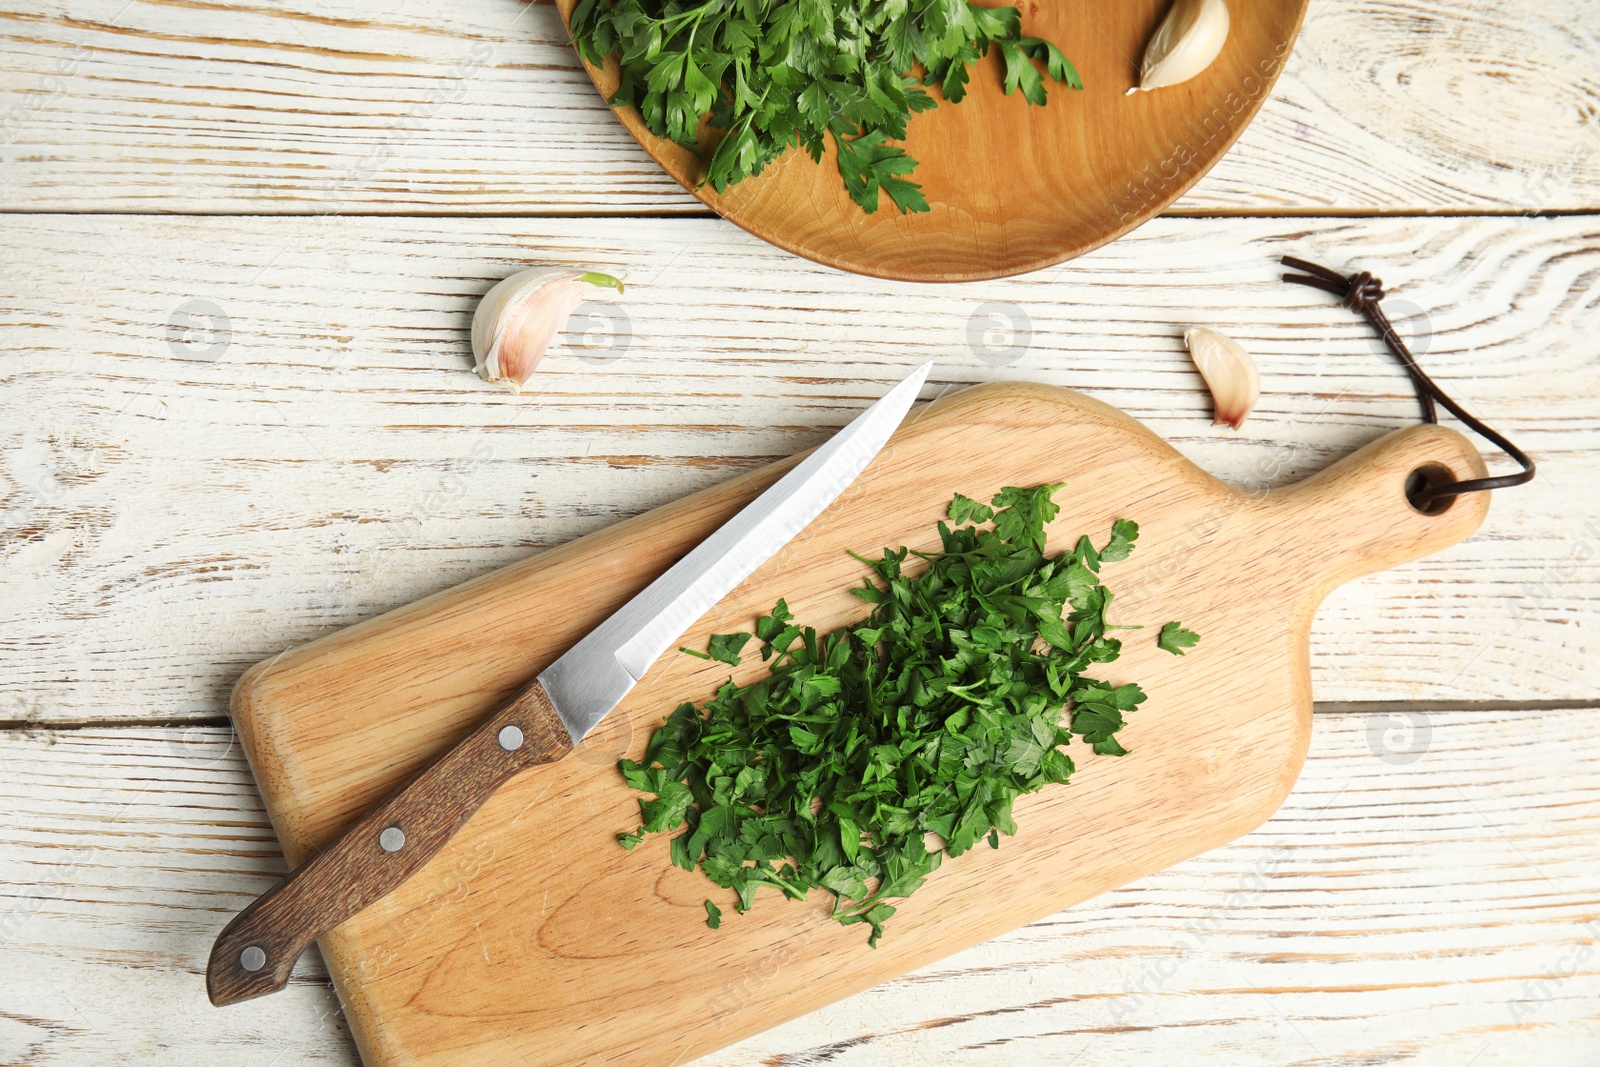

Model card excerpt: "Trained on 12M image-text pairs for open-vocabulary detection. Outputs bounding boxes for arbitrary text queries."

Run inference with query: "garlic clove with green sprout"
[1184,327,1259,429]
[471,267,624,393]
[1133,0,1230,93]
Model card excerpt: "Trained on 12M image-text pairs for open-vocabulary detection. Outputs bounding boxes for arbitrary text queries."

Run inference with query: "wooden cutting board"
[230,382,1488,1067]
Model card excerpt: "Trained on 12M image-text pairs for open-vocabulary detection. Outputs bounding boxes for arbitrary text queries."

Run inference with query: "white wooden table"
[3,1,1598,1063]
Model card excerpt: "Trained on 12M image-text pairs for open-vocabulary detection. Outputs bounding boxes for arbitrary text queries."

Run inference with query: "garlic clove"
[471,267,624,393]
[1184,327,1259,429]
[1135,0,1230,92]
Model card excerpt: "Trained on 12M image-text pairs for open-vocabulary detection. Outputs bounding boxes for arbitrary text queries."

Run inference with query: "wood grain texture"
[206,679,569,1006]
[1,0,1598,215]
[2,213,1596,725]
[554,0,1308,279]
[0,725,360,1066]
[226,381,1490,1066]
[3,709,1597,1066]
[0,1,1593,1063]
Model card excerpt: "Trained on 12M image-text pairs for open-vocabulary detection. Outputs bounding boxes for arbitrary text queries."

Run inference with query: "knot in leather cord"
[1341,270,1385,314]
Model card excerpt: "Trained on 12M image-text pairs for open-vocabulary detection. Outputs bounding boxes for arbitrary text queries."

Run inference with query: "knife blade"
[540,361,932,743]
[206,361,932,1006]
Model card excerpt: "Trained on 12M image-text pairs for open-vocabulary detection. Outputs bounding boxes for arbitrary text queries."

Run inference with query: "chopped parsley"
[618,486,1192,943]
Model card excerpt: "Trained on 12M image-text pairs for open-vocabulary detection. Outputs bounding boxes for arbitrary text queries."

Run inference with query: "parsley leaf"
[990,483,1063,551]
[948,493,994,525]
[617,487,1189,945]
[707,632,752,665]
[1017,38,1082,89]
[835,129,930,216]
[1098,519,1139,563]
[1158,621,1201,655]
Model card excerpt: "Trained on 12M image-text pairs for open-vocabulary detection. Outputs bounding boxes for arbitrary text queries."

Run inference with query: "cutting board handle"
[1257,422,1492,598]
[206,680,573,1006]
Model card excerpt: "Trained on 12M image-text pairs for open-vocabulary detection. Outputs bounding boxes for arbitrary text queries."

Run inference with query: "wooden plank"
[2,212,1596,725]
[0,0,1597,214]
[2,707,1596,1065]
[0,725,357,1065]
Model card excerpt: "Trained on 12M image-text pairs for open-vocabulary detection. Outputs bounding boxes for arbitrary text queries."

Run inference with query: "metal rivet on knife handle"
[378,826,406,853]
[238,946,266,972]
[497,725,525,751]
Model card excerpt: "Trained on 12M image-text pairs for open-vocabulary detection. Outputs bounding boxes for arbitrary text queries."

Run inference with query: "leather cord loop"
[1280,255,1535,507]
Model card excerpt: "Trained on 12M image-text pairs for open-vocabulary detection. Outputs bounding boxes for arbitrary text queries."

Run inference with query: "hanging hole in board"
[1405,463,1458,516]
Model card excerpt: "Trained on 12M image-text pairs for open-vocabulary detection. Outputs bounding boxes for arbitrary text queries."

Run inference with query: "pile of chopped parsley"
[617,485,1198,944]
[569,0,1081,216]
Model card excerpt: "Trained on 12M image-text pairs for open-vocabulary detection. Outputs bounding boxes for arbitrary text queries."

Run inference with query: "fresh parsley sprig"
[618,486,1195,945]
[570,0,1081,216]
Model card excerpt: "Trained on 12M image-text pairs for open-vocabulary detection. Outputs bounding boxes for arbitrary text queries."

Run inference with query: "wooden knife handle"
[206,679,572,1006]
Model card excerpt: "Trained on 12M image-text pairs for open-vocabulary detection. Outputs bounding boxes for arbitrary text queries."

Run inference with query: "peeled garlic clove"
[1136,0,1230,92]
[471,267,624,393]
[1184,327,1259,429]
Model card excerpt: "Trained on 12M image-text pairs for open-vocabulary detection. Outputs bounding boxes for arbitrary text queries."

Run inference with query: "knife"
[206,361,933,1006]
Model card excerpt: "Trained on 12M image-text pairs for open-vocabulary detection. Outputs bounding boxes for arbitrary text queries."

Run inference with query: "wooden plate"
[554,0,1309,282]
